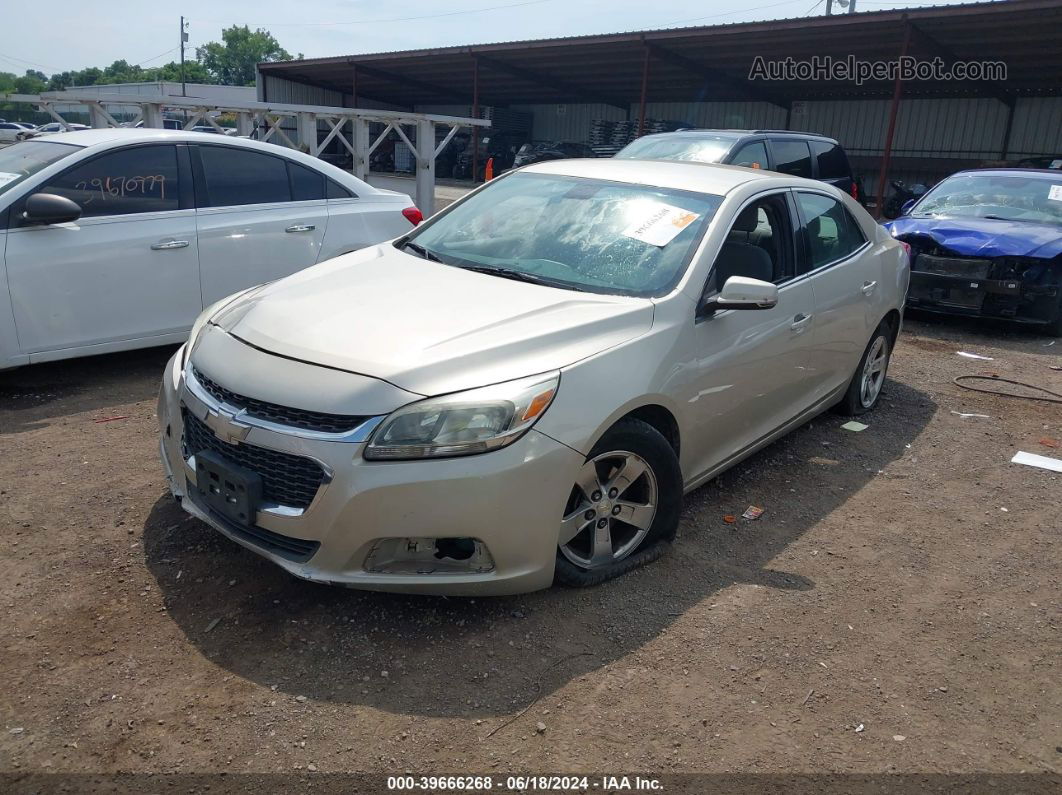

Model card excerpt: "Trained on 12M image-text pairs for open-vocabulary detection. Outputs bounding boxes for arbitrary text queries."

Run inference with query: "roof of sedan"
[521,158,779,196]
[38,128,253,148]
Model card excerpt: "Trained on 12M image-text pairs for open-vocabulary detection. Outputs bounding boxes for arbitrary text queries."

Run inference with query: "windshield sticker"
[1048,185,1062,202]
[0,172,22,188]
[623,203,701,247]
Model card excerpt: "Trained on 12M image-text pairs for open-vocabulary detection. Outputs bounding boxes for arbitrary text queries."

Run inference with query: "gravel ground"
[0,314,1059,788]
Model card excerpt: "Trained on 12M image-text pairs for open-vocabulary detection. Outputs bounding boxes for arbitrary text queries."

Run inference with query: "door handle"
[861,280,878,296]
[285,224,316,233]
[150,239,189,250]
[791,312,813,332]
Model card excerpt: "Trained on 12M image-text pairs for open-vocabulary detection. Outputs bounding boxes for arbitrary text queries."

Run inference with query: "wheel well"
[620,404,680,459]
[882,309,902,343]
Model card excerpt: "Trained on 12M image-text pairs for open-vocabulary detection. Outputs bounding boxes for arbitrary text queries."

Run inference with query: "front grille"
[914,253,991,280]
[192,366,367,434]
[198,502,320,563]
[182,411,325,509]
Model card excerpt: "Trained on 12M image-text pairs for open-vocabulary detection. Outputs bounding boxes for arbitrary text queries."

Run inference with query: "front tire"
[835,320,893,416]
[554,419,682,588]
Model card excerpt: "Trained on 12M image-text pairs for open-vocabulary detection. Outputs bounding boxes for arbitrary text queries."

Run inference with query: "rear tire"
[835,320,893,416]
[554,419,682,588]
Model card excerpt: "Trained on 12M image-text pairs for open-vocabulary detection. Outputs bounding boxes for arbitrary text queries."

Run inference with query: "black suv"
[615,129,859,202]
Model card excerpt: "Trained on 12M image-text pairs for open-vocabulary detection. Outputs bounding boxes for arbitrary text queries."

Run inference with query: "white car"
[0,129,421,369]
[0,122,36,143]
[159,158,909,595]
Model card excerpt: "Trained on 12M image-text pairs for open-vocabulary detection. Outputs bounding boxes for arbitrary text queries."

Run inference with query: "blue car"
[885,169,1062,335]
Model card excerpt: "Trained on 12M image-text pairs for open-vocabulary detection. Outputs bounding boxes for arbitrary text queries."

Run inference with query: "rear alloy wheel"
[554,419,681,587]
[836,320,893,416]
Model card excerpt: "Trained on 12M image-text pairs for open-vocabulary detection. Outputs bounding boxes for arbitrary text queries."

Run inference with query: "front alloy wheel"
[559,451,658,569]
[553,418,682,587]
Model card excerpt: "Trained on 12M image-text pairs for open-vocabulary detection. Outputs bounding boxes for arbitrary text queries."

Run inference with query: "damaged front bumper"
[905,252,1061,325]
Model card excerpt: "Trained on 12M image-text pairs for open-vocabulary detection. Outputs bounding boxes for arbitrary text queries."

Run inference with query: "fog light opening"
[364,537,495,575]
[434,537,476,561]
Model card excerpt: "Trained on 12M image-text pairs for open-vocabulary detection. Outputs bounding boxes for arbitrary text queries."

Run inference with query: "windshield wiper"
[456,264,587,292]
[399,239,442,262]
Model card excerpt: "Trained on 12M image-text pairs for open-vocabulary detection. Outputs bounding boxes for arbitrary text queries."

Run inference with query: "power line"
[662,0,809,27]
[0,51,63,72]
[195,0,557,28]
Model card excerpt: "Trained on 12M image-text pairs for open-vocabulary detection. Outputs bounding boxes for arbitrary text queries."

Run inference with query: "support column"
[637,44,650,138]
[472,57,480,184]
[351,64,358,109]
[353,118,370,180]
[999,97,1016,160]
[415,119,436,216]
[142,103,164,129]
[297,112,319,155]
[88,103,110,129]
[236,111,254,137]
[874,20,912,219]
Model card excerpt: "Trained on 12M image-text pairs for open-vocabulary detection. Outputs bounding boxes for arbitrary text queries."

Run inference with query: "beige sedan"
[159,158,909,595]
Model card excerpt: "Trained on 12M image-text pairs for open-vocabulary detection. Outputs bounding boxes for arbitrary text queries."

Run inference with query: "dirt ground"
[0,314,1059,788]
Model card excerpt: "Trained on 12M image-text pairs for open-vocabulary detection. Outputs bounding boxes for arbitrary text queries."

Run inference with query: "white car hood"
[215,245,654,396]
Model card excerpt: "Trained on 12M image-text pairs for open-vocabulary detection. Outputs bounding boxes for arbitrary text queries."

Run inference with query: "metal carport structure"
[258,0,1062,214]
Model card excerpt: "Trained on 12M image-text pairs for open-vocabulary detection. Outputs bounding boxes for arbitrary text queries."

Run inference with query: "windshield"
[0,140,80,198]
[912,173,1062,227]
[405,172,722,297]
[615,134,741,164]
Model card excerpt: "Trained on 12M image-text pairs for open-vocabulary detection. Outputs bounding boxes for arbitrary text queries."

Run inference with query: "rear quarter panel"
[319,196,415,262]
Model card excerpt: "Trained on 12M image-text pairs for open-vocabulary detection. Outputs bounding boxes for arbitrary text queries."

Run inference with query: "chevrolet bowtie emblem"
[204,407,251,444]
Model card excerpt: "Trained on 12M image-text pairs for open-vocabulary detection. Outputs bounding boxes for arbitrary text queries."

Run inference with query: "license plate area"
[194,450,262,527]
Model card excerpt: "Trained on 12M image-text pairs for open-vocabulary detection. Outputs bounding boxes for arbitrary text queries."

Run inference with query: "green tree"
[150,60,215,85]
[197,26,292,86]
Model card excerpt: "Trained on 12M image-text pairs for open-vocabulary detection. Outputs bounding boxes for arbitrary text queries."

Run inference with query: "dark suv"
[616,130,859,201]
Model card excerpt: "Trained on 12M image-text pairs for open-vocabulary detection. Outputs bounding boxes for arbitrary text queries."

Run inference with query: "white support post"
[88,102,112,129]
[236,112,254,136]
[353,118,370,180]
[142,103,164,129]
[415,119,436,217]
[297,112,318,155]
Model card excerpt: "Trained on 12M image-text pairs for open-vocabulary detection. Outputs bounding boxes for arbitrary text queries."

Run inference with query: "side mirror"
[22,193,82,225]
[700,276,779,315]
[899,199,916,216]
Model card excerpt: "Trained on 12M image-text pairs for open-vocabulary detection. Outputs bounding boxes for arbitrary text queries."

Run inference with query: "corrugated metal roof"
[259,0,1062,106]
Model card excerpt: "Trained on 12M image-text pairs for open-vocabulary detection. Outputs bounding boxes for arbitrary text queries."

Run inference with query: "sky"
[0,0,978,76]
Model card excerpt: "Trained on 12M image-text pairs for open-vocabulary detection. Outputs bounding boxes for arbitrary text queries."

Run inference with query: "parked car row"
[4,123,1052,598]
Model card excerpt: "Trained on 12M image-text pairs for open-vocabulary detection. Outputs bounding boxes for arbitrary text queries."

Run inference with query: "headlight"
[364,373,559,460]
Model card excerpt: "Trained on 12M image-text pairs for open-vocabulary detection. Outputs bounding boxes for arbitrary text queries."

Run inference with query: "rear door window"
[198,145,291,207]
[796,191,866,269]
[288,161,325,201]
[810,141,850,179]
[36,144,180,217]
[771,140,813,178]
[728,140,768,169]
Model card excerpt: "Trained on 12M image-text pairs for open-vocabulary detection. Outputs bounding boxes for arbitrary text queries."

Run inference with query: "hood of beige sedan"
[213,245,655,396]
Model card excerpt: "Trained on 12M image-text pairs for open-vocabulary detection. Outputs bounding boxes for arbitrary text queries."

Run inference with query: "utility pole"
[847,0,857,13]
[180,16,189,96]
[826,0,833,15]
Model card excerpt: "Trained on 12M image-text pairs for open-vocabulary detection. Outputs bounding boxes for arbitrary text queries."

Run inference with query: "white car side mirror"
[700,275,779,315]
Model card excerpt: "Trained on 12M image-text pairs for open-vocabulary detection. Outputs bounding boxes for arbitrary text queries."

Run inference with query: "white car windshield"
[405,172,723,297]
[616,134,741,164]
[913,173,1062,227]
[0,140,80,198]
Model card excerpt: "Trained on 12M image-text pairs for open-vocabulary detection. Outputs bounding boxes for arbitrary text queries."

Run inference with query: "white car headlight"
[364,373,560,461]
